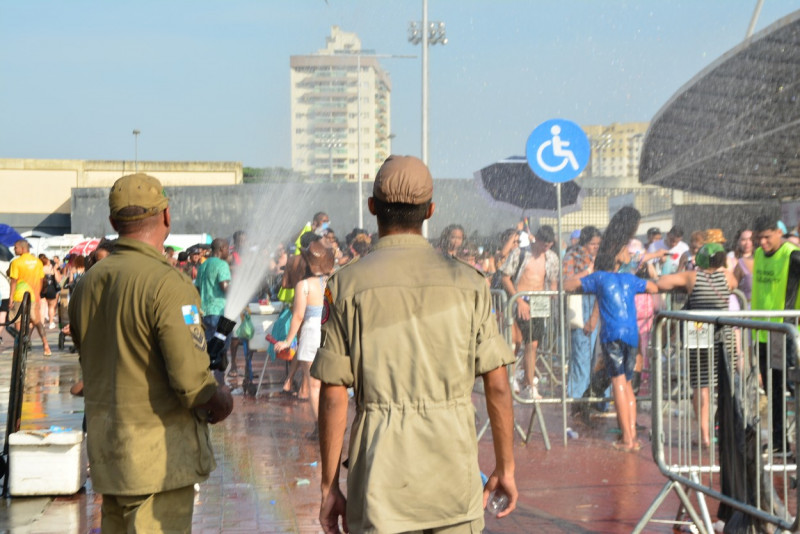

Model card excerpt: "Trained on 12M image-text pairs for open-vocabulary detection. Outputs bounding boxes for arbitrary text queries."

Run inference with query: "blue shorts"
[601,340,637,381]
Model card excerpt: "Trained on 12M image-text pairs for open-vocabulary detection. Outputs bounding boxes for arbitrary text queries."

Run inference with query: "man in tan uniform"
[312,155,517,534]
[69,173,233,533]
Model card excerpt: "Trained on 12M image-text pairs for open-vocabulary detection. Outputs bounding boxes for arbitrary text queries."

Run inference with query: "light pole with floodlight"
[132,129,141,173]
[408,0,446,237]
[346,51,415,229]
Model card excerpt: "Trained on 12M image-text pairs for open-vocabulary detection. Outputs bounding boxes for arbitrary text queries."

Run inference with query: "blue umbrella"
[0,224,23,248]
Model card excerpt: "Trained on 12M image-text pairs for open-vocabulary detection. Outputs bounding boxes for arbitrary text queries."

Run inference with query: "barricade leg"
[688,471,715,534]
[476,418,491,441]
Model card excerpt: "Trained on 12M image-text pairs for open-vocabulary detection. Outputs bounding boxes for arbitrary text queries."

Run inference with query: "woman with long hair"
[437,224,465,258]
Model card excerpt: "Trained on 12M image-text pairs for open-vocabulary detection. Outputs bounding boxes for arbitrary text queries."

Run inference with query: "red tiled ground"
[0,332,692,533]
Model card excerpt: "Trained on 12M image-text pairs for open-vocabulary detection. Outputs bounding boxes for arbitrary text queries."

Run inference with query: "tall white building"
[290,26,391,182]
[580,122,649,188]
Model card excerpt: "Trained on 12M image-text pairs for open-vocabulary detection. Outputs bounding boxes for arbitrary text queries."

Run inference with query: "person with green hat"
[657,241,737,448]
[69,173,234,532]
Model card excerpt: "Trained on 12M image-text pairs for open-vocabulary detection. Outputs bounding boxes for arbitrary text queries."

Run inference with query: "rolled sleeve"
[474,284,515,375]
[311,346,354,386]
[475,333,515,375]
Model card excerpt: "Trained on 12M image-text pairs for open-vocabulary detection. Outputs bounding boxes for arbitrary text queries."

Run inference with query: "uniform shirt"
[311,234,514,533]
[195,256,231,316]
[9,252,43,302]
[580,271,647,347]
[69,237,219,495]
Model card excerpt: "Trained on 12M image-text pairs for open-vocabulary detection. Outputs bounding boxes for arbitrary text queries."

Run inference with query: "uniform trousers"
[401,517,483,534]
[101,484,195,534]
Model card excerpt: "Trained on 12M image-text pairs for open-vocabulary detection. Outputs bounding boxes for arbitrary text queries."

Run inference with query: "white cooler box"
[9,429,88,496]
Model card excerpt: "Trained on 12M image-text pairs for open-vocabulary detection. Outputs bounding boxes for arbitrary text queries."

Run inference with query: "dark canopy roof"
[639,10,800,200]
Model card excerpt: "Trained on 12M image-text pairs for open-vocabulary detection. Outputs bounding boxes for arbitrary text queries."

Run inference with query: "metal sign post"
[525,118,590,446]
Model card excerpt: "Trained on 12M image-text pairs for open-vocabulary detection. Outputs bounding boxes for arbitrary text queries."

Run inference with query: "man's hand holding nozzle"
[200,385,234,424]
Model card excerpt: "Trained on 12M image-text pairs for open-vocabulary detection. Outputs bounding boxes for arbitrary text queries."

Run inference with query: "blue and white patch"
[182,304,201,325]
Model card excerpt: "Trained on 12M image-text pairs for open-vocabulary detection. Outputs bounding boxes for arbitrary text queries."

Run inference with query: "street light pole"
[357,53,363,228]
[421,0,428,167]
[408,1,446,238]
[350,51,415,229]
[132,129,140,173]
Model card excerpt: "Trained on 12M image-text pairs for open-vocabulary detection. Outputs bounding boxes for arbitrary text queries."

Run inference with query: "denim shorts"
[601,340,637,380]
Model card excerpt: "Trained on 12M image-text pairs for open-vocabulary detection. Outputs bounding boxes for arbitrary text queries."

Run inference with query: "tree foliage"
[243,167,308,183]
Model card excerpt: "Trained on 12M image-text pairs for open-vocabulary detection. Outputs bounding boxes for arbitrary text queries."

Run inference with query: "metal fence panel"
[635,310,800,533]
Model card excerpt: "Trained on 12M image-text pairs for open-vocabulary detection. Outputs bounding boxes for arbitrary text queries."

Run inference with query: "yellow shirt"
[9,253,43,302]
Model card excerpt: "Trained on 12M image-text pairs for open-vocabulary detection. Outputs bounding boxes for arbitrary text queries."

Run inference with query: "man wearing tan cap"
[69,173,233,533]
[312,155,517,533]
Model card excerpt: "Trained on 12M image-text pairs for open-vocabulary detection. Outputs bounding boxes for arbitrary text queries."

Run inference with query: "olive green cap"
[109,173,169,221]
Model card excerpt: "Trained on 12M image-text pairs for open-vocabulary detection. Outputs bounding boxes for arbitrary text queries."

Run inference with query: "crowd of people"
[0,239,117,355]
[5,163,800,532]
[0,203,774,456]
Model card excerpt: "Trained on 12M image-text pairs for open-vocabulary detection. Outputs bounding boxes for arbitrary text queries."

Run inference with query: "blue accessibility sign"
[525,119,590,183]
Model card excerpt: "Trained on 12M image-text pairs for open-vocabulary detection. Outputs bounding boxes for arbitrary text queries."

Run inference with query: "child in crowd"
[565,207,658,452]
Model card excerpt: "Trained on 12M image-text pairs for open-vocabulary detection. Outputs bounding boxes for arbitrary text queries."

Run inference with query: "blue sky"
[1,1,797,178]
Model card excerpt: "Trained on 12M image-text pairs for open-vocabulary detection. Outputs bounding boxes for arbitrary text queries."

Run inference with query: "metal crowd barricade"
[634,309,800,534]
[503,289,562,450]
[1,293,31,497]
[475,289,509,441]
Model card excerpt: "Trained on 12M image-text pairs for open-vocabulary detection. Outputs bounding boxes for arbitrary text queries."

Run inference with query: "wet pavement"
[0,329,689,533]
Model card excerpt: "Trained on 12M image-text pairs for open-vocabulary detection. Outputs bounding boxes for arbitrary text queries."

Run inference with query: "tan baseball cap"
[109,173,169,221]
[373,155,433,205]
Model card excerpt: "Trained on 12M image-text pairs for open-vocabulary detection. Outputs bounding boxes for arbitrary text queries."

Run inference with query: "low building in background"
[0,158,242,234]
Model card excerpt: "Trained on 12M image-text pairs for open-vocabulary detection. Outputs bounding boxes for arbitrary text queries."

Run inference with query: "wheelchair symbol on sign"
[536,125,580,173]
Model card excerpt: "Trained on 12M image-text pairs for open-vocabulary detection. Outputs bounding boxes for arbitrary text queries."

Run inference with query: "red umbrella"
[68,238,101,257]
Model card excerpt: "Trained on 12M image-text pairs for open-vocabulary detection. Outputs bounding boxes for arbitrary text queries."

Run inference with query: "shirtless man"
[500,225,558,399]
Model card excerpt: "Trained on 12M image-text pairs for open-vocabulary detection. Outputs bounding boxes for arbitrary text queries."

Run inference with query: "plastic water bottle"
[566,427,579,439]
[487,490,509,514]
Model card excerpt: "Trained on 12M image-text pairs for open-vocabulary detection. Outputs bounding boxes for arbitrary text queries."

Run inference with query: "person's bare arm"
[642,249,666,263]
[563,275,583,292]
[646,280,659,294]
[583,300,599,335]
[318,383,349,533]
[724,269,738,291]
[8,278,16,303]
[481,365,517,518]
[500,274,515,299]
[656,271,691,292]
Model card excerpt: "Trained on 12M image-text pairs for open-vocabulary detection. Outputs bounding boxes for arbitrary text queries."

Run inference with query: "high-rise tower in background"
[581,122,649,188]
[290,26,392,182]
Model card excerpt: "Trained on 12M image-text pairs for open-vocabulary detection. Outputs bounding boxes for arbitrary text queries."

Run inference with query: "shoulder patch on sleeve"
[321,287,334,325]
[182,304,201,325]
[189,324,207,352]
